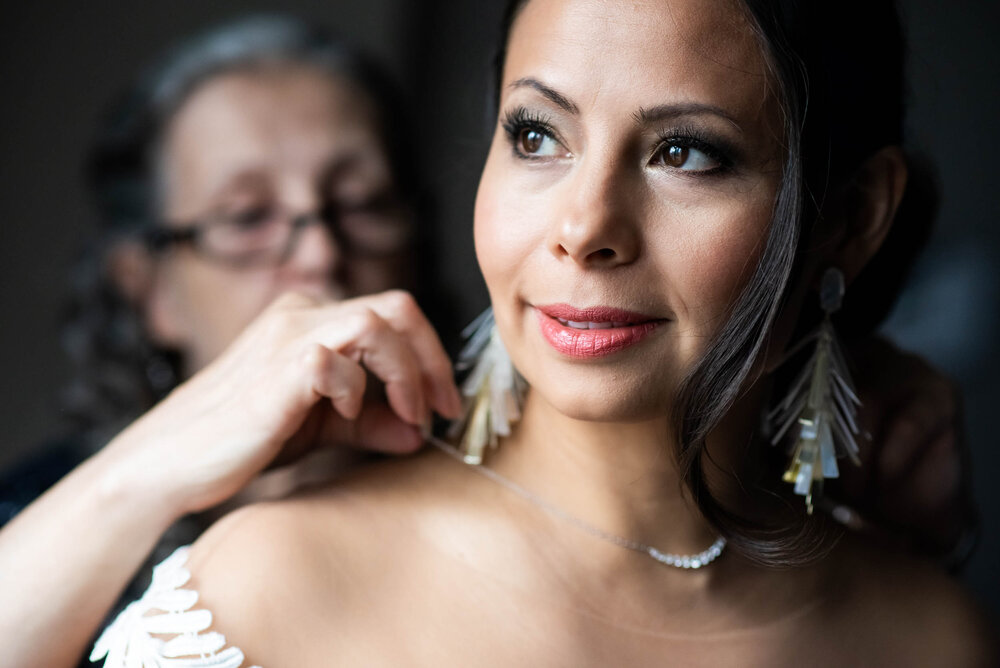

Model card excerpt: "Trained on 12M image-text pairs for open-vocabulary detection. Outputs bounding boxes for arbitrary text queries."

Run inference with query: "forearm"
[0,441,181,668]
[0,290,460,667]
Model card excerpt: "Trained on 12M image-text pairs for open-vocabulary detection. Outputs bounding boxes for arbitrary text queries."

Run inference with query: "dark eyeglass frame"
[143,198,412,268]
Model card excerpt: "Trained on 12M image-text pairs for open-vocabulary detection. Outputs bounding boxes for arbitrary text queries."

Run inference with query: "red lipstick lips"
[534,304,663,358]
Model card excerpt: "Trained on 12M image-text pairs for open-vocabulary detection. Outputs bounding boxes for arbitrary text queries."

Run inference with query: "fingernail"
[420,414,433,440]
[830,504,869,531]
[449,386,464,418]
[432,385,455,419]
[831,504,856,526]
[413,390,427,428]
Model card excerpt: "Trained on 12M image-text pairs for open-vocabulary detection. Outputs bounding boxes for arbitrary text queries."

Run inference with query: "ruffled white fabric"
[91,546,261,668]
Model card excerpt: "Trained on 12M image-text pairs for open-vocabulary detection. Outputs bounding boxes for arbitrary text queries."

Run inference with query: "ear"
[107,239,188,348]
[107,239,154,304]
[831,146,909,285]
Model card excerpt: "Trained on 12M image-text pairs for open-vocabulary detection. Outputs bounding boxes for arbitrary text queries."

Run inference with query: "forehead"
[504,0,771,120]
[161,65,387,193]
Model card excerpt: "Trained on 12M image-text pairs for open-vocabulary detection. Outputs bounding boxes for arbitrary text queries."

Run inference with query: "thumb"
[331,401,425,455]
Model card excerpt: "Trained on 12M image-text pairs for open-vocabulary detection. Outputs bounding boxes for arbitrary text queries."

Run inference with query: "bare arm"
[0,431,182,668]
[0,290,461,668]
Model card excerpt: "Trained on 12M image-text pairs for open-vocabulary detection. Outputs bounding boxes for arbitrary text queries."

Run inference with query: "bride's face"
[475,0,785,421]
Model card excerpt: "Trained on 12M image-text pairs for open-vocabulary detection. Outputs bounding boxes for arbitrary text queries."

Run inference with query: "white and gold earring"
[767,267,862,513]
[448,308,527,464]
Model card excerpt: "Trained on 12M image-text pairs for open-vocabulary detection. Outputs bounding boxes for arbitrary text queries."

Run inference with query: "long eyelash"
[501,106,557,158]
[654,124,737,174]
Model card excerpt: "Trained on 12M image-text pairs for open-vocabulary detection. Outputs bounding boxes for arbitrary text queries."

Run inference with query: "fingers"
[905,429,961,510]
[857,351,969,548]
[364,291,463,419]
[303,344,367,420]
[817,498,876,533]
[310,291,462,422]
[265,289,460,435]
[878,385,958,479]
[348,403,424,454]
[337,308,428,425]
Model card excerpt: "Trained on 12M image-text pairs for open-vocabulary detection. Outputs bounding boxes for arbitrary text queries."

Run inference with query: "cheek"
[651,193,773,352]
[683,220,765,314]
[168,259,278,356]
[473,158,538,304]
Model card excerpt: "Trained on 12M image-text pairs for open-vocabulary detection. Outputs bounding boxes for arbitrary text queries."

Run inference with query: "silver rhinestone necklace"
[428,436,726,570]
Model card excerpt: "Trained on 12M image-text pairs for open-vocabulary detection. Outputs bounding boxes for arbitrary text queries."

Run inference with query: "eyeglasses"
[144,196,412,268]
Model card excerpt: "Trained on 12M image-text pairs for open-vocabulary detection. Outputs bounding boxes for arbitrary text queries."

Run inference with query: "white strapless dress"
[90,546,260,668]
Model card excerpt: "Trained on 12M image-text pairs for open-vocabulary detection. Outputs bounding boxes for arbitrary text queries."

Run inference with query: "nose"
[546,154,640,268]
[281,213,342,283]
[276,175,341,272]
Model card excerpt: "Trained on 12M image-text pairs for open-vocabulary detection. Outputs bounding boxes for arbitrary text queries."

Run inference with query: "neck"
[484,390,719,562]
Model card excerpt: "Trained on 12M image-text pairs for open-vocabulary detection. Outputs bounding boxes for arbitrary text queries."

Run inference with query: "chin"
[529,375,674,424]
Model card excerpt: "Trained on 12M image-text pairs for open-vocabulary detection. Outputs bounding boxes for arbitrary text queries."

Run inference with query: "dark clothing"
[0,436,91,529]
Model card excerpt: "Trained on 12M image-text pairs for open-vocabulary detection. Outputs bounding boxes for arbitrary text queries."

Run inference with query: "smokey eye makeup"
[649,124,740,176]
[501,106,567,160]
[500,104,741,176]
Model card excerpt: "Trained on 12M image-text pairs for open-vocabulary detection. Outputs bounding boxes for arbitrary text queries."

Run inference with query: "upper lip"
[535,303,662,324]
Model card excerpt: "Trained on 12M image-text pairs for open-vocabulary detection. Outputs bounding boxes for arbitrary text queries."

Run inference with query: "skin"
[0,65,462,668]
[479,0,783,416]
[0,9,982,668]
[174,1,992,666]
[147,65,415,373]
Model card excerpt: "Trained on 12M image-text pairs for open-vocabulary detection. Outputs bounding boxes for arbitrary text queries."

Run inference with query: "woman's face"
[475,0,784,421]
[148,65,411,373]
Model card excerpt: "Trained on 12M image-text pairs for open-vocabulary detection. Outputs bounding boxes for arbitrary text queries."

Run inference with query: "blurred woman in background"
[0,16,462,667]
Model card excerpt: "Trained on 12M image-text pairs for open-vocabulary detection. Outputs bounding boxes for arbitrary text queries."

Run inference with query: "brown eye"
[519,128,545,154]
[511,125,566,158]
[231,205,273,229]
[662,145,689,168]
[652,141,722,172]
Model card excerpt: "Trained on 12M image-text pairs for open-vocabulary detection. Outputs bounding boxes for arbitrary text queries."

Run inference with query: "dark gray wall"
[1,0,997,615]
[879,1,1000,614]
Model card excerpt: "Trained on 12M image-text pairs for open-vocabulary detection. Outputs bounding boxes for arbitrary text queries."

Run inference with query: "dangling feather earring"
[448,308,527,464]
[767,267,862,514]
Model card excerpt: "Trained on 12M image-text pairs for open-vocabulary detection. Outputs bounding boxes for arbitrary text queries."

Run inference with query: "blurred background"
[1,0,997,615]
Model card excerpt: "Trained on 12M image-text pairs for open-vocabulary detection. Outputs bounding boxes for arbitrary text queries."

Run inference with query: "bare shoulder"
[181,494,351,664]
[182,448,480,664]
[824,535,997,667]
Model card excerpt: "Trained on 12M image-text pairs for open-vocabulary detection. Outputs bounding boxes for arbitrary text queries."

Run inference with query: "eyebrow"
[634,103,743,134]
[203,151,378,205]
[508,77,580,114]
[508,77,743,135]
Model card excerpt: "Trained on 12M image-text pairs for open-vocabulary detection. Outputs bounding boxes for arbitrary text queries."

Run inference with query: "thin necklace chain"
[428,436,726,570]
